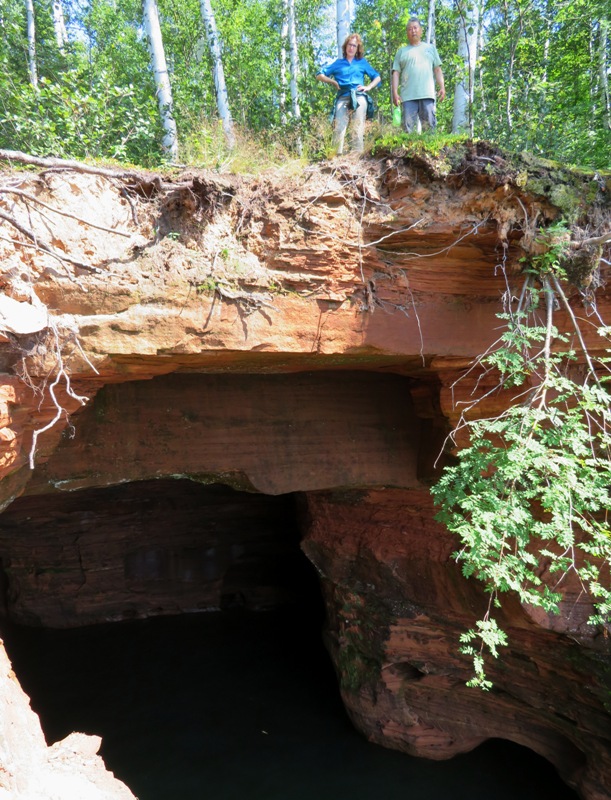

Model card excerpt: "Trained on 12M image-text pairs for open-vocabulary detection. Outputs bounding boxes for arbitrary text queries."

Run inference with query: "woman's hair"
[342,33,364,60]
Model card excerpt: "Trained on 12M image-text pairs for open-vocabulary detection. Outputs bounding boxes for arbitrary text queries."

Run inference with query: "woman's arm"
[316,73,340,91]
[357,60,381,93]
[358,74,380,92]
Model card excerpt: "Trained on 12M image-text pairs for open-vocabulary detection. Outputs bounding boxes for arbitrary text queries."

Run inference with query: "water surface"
[4,608,578,800]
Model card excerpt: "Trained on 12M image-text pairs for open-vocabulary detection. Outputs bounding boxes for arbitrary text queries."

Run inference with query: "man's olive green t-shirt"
[392,43,442,101]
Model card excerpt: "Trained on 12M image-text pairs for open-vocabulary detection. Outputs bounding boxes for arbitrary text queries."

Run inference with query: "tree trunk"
[426,0,436,45]
[503,1,523,134]
[280,0,288,125]
[52,0,67,50]
[25,0,37,89]
[452,0,479,134]
[199,0,235,148]
[287,0,302,152]
[477,7,486,127]
[142,0,179,160]
[599,18,611,130]
[336,0,350,57]
[287,0,300,122]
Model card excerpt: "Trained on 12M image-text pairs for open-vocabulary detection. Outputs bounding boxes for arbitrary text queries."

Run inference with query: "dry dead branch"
[0,188,132,237]
[0,209,100,274]
[0,148,144,181]
[0,149,179,193]
[574,232,611,248]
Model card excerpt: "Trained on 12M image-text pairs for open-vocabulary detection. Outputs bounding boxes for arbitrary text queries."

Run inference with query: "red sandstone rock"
[0,148,609,800]
[0,640,135,799]
[302,488,611,800]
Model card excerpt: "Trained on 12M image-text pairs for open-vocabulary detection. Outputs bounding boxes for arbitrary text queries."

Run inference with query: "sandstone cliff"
[0,143,609,800]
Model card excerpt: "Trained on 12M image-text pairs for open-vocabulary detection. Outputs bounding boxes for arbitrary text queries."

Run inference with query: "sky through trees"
[0,0,609,167]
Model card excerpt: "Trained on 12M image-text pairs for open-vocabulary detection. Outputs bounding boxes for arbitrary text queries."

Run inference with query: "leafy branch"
[432,223,611,688]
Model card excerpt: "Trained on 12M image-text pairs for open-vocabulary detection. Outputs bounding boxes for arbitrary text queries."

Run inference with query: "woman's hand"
[359,77,380,93]
[316,74,340,91]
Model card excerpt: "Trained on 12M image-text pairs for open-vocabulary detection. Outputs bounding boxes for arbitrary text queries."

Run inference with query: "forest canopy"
[0,0,609,169]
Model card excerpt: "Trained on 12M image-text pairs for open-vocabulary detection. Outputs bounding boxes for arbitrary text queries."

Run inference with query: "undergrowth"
[371,131,470,158]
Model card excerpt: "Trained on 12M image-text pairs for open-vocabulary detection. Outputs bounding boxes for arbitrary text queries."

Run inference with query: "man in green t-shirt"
[391,18,445,132]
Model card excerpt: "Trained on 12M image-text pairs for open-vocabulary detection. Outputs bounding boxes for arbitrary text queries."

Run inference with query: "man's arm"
[434,66,445,101]
[391,70,401,106]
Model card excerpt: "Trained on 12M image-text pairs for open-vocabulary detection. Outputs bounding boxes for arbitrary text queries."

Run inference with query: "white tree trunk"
[280,0,289,125]
[199,0,235,148]
[600,18,611,130]
[287,0,302,152]
[452,0,479,134]
[142,0,178,160]
[287,0,300,121]
[25,0,37,89]
[52,0,67,50]
[336,0,350,57]
[426,0,436,44]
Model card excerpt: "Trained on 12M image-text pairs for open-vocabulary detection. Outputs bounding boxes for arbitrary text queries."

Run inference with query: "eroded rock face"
[302,489,610,800]
[25,370,421,496]
[0,147,609,800]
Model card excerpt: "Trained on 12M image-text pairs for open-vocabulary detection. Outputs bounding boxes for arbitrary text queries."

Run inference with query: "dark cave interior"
[0,479,580,800]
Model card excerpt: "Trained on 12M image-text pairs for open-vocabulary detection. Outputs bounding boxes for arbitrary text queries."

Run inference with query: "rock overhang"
[0,144,609,800]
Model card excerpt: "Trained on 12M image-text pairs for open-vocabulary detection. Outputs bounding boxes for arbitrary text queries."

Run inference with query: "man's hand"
[391,70,400,107]
[434,66,445,102]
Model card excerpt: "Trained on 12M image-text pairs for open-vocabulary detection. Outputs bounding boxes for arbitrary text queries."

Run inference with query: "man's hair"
[342,33,364,60]
[407,17,422,28]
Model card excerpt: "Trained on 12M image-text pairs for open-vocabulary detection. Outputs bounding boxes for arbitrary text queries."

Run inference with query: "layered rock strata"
[0,145,609,800]
[303,488,610,800]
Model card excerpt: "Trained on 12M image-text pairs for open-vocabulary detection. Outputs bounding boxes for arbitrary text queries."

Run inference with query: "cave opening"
[0,479,579,800]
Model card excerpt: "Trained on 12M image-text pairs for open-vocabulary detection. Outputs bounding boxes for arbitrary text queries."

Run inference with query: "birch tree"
[287,0,301,123]
[599,17,611,130]
[280,0,289,125]
[199,0,235,148]
[452,0,479,134]
[504,3,526,133]
[336,0,350,56]
[283,0,303,152]
[25,0,37,89]
[426,0,436,44]
[143,0,178,160]
[52,0,67,50]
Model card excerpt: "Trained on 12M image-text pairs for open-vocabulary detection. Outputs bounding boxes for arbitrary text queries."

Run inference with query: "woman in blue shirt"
[316,34,380,155]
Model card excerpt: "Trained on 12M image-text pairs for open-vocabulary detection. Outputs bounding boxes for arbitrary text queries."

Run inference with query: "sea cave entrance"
[0,479,579,800]
[0,480,312,628]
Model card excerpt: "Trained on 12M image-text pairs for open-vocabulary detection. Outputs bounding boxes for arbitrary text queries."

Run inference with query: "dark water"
[3,607,578,800]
